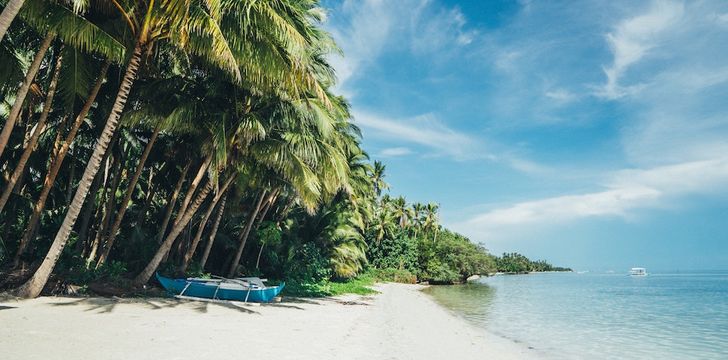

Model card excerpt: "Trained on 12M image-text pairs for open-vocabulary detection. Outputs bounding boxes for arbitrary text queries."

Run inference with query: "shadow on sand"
[51,296,260,315]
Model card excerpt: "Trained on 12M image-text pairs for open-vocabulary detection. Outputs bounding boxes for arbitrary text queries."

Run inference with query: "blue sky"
[322,0,728,271]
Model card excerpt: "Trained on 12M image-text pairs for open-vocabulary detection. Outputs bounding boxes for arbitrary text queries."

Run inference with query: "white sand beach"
[0,283,538,360]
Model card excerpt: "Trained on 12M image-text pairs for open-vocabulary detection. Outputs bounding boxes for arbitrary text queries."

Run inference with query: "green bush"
[368,268,417,284]
[367,230,419,275]
[285,242,332,284]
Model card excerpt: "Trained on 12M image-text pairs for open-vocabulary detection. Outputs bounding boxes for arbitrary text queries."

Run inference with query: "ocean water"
[423,272,728,360]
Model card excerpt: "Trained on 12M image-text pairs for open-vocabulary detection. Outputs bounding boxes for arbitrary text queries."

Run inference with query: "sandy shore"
[0,283,538,360]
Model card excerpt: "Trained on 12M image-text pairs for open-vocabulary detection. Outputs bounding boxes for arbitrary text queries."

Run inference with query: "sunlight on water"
[423,272,728,360]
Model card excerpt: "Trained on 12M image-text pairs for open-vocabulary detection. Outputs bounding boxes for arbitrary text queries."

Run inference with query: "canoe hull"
[156,273,284,303]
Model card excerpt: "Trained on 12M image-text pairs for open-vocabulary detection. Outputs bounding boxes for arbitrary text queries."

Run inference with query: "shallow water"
[423,272,728,360]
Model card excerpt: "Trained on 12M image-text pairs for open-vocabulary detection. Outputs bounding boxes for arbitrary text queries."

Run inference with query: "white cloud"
[326,0,478,95]
[544,89,576,103]
[326,0,401,94]
[456,158,728,236]
[494,50,522,73]
[353,110,478,160]
[714,12,728,25]
[597,1,684,99]
[378,147,413,157]
[410,6,478,52]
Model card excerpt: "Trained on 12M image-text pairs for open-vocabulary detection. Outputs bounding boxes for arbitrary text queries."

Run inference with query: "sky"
[321,0,728,272]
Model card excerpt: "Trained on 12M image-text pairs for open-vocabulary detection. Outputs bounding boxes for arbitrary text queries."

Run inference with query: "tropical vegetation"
[495,252,572,274]
[0,0,565,299]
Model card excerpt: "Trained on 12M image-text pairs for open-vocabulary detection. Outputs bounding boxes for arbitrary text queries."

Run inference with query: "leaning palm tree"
[15,0,239,298]
[135,0,340,285]
[0,0,123,159]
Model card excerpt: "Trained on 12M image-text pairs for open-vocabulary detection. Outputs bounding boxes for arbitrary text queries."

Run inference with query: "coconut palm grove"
[0,0,565,299]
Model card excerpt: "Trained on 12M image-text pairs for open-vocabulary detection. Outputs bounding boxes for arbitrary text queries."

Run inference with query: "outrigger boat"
[156,273,285,303]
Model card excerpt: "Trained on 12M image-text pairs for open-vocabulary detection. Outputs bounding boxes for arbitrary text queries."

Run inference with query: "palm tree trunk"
[0,51,63,212]
[87,151,123,266]
[134,175,234,286]
[75,132,118,255]
[255,243,265,270]
[50,113,71,161]
[179,183,232,273]
[164,157,210,260]
[14,42,143,298]
[96,124,161,267]
[157,160,191,242]
[174,155,212,227]
[0,0,24,42]
[13,61,111,258]
[252,191,278,270]
[199,194,226,270]
[256,189,278,224]
[0,32,54,159]
[134,168,159,226]
[227,190,267,278]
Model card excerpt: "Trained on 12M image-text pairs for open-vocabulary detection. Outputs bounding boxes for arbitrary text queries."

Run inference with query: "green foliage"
[184,263,210,279]
[283,269,379,297]
[56,256,128,285]
[327,276,378,296]
[495,253,572,273]
[284,242,331,284]
[257,222,282,248]
[366,268,417,284]
[367,229,419,274]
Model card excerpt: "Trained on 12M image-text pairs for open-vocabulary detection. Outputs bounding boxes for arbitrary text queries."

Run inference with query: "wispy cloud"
[353,110,478,160]
[326,0,399,95]
[456,158,728,236]
[597,1,684,99]
[326,0,478,96]
[410,6,478,53]
[378,147,413,157]
[544,88,577,104]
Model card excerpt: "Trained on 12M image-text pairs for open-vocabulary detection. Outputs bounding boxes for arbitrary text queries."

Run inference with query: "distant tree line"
[495,252,572,274]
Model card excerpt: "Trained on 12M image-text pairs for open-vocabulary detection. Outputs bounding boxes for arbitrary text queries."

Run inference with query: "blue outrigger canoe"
[156,273,284,303]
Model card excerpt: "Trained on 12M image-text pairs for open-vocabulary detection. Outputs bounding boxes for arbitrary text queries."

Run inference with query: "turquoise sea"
[423,272,728,360]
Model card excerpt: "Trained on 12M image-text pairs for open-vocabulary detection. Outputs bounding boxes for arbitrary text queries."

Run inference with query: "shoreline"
[0,283,539,360]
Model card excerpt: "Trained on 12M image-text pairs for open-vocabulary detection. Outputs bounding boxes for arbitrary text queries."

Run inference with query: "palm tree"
[411,202,425,238]
[0,47,62,211]
[0,0,124,159]
[16,0,239,297]
[371,160,388,196]
[0,32,53,159]
[424,202,440,241]
[391,196,410,229]
[12,62,111,265]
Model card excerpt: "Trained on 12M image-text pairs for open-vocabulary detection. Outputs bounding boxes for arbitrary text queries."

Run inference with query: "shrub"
[285,242,332,284]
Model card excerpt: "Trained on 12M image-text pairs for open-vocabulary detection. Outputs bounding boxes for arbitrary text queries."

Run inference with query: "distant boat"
[629,267,648,276]
[156,273,285,303]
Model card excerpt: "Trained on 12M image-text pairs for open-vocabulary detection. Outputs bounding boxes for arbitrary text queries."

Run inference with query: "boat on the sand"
[156,273,285,303]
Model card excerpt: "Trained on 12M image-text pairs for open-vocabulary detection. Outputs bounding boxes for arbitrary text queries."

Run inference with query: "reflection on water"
[422,272,728,360]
